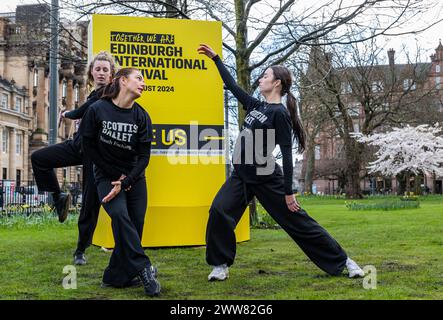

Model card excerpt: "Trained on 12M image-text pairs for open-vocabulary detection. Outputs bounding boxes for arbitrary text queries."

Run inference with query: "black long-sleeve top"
[64,90,99,150]
[81,98,153,190]
[65,90,98,120]
[212,55,294,195]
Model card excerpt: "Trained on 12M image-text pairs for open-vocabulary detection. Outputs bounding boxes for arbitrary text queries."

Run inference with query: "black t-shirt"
[213,55,294,194]
[81,98,153,179]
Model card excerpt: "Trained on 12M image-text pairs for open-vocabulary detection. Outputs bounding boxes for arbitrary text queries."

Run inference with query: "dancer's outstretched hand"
[102,180,122,203]
[285,194,300,212]
[197,44,217,59]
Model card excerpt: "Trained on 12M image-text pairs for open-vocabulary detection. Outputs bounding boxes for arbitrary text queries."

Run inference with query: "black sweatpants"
[31,138,101,254]
[96,176,150,287]
[206,170,348,276]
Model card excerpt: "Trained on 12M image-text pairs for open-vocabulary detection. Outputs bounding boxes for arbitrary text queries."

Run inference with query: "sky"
[1,0,443,64]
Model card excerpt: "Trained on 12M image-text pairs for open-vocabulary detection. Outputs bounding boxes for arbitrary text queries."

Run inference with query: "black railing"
[0,180,82,216]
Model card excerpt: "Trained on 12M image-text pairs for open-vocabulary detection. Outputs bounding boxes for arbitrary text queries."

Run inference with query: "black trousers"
[96,176,150,287]
[206,170,348,276]
[31,138,101,254]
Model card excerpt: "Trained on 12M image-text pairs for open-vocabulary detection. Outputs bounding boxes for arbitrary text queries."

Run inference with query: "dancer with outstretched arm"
[198,44,365,281]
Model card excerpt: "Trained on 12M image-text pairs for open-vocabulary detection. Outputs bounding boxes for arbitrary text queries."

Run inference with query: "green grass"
[0,195,442,300]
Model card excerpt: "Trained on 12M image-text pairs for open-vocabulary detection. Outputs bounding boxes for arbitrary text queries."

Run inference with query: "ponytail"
[286,92,305,153]
[101,78,120,100]
[271,65,306,153]
[101,67,139,100]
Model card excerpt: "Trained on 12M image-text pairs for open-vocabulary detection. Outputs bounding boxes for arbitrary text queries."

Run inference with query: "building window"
[436,65,441,73]
[16,133,22,155]
[9,26,21,34]
[348,103,360,117]
[341,82,352,94]
[2,128,8,153]
[62,80,67,98]
[1,93,8,109]
[2,168,7,180]
[15,97,22,112]
[403,78,416,91]
[16,169,21,185]
[371,80,383,93]
[436,77,441,90]
[315,145,321,160]
[77,168,81,182]
[63,168,67,179]
[33,69,39,87]
[74,84,80,103]
[335,144,344,158]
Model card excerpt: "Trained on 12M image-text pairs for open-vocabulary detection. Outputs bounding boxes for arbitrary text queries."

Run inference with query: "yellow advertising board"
[88,14,250,247]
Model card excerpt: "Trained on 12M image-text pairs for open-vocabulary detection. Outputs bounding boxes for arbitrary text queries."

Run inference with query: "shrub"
[252,210,280,229]
[401,192,419,201]
[345,200,420,211]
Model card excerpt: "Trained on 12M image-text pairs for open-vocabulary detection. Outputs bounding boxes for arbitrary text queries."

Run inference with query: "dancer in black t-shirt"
[82,67,160,296]
[31,51,116,265]
[198,44,365,281]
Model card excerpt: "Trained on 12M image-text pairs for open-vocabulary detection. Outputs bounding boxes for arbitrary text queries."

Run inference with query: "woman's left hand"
[197,44,217,59]
[102,180,122,203]
[285,194,300,212]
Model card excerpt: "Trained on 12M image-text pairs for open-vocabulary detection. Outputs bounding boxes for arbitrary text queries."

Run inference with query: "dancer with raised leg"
[31,51,115,265]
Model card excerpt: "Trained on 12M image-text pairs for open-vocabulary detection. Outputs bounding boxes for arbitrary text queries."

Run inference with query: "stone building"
[0,4,89,188]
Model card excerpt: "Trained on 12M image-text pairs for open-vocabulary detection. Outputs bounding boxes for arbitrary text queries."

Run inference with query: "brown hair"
[101,67,140,100]
[87,51,117,86]
[270,65,306,153]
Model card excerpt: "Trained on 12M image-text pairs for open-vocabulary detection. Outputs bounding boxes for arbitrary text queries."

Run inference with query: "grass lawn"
[0,195,442,300]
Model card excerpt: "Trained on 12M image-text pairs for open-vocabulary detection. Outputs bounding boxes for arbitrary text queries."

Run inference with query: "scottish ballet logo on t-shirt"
[100,121,139,149]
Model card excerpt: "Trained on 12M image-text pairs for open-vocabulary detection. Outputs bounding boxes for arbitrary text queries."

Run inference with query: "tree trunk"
[234,0,257,223]
[343,138,363,199]
[397,172,407,195]
[234,0,250,125]
[432,171,437,194]
[413,173,422,195]
[304,137,315,194]
[405,171,411,194]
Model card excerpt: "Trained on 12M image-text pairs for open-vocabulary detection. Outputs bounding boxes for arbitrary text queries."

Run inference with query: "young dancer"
[31,51,115,265]
[198,44,365,281]
[81,67,160,296]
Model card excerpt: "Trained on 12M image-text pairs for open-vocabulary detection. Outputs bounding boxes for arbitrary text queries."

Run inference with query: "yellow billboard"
[88,14,250,247]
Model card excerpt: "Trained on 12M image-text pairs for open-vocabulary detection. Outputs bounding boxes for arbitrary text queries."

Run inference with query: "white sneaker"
[346,257,365,278]
[208,264,229,281]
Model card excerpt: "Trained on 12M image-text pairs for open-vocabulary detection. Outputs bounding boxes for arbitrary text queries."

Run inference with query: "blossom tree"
[354,124,443,193]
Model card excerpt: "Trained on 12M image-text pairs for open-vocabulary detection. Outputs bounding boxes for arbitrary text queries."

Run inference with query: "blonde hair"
[87,51,117,86]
